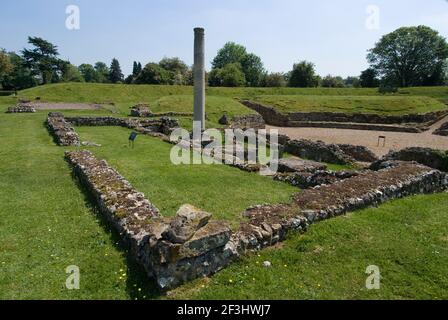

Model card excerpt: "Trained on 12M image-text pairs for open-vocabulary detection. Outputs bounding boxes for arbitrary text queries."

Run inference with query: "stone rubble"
[46,112,81,146]
[285,139,355,165]
[6,104,36,113]
[376,147,448,172]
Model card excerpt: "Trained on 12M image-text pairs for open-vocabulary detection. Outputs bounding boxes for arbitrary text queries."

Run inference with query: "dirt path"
[268,116,448,157]
[30,102,105,110]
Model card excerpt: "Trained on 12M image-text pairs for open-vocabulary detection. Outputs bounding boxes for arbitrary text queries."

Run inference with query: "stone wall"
[6,104,36,113]
[241,100,448,127]
[433,122,448,136]
[65,150,232,290]
[274,170,359,189]
[377,147,448,172]
[285,139,355,165]
[336,144,378,162]
[65,149,448,291]
[46,113,80,146]
[229,114,265,130]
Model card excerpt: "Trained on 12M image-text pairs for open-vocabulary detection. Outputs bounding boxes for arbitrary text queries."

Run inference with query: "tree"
[359,68,380,87]
[159,57,189,85]
[367,26,448,87]
[211,42,264,87]
[21,37,63,84]
[344,76,361,88]
[0,49,13,79]
[321,75,345,88]
[94,62,109,83]
[261,72,286,87]
[1,52,37,90]
[78,64,98,82]
[208,63,246,87]
[288,61,319,87]
[61,63,84,82]
[109,58,124,83]
[134,63,171,84]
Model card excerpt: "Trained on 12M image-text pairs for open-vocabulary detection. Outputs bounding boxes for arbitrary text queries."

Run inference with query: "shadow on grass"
[67,162,163,300]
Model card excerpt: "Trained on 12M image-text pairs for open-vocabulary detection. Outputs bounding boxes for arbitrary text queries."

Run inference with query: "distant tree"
[209,63,246,87]
[211,42,264,87]
[288,61,319,87]
[0,49,13,79]
[344,76,361,88]
[94,62,109,83]
[159,57,189,85]
[134,63,171,84]
[359,68,380,88]
[61,63,84,82]
[109,58,124,83]
[368,26,448,87]
[321,75,345,88]
[1,52,37,90]
[21,37,64,84]
[78,64,98,82]
[261,72,286,87]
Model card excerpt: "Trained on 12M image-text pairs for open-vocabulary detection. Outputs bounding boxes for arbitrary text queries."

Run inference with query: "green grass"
[250,95,448,115]
[171,192,448,300]
[2,83,448,300]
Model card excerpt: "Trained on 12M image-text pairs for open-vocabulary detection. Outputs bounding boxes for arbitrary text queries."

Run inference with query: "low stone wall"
[377,147,448,172]
[241,100,448,127]
[285,139,355,165]
[286,121,423,133]
[66,150,448,291]
[130,104,152,117]
[229,114,265,130]
[46,113,80,146]
[274,170,359,189]
[6,104,36,113]
[65,116,179,135]
[433,122,448,136]
[65,150,232,290]
[337,144,378,162]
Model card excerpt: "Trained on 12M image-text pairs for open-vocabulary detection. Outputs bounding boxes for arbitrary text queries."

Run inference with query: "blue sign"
[129,132,138,141]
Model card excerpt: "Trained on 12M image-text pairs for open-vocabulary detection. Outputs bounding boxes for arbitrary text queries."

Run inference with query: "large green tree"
[367,26,448,87]
[94,62,110,83]
[359,68,380,88]
[61,63,84,82]
[78,64,98,82]
[0,49,13,79]
[21,37,63,84]
[1,52,37,90]
[134,63,171,84]
[211,42,264,86]
[109,58,124,83]
[288,61,319,87]
[209,63,246,87]
[159,57,189,85]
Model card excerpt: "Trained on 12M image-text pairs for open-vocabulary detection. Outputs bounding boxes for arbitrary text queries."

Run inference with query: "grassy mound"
[249,95,448,115]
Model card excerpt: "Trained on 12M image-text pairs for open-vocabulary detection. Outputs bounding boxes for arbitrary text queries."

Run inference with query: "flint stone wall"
[241,100,448,129]
[285,139,355,165]
[228,114,265,130]
[376,147,448,172]
[274,170,359,189]
[6,104,36,113]
[66,149,448,291]
[65,150,232,290]
[46,113,80,146]
[336,144,378,162]
[433,122,448,136]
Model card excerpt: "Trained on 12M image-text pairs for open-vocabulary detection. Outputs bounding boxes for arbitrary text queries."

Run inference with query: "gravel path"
[268,116,448,157]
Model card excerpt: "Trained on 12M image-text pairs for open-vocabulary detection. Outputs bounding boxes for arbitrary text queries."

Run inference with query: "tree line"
[1,25,447,91]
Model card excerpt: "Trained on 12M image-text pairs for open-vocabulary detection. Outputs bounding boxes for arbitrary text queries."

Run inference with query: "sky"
[1,0,448,77]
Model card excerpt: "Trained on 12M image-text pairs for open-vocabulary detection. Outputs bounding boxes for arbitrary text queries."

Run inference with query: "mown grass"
[171,192,448,300]
[250,95,448,115]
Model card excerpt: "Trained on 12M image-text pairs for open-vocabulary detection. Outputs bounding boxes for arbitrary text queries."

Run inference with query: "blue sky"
[1,0,447,77]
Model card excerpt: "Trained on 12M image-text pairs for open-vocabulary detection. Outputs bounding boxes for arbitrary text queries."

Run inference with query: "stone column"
[193,27,205,131]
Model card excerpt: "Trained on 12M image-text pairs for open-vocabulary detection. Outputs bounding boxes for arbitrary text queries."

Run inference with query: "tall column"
[193,27,205,131]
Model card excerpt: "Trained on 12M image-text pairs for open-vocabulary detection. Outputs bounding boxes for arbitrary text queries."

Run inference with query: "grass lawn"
[1,83,448,300]
[171,192,448,300]
[249,95,448,115]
